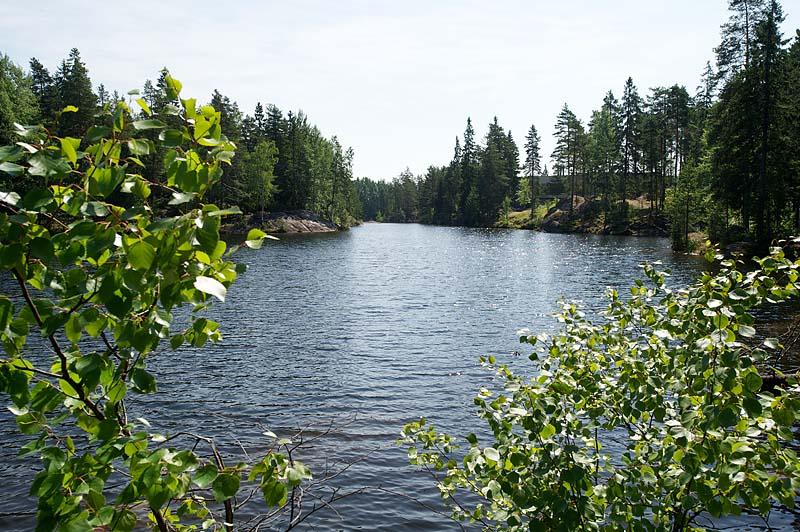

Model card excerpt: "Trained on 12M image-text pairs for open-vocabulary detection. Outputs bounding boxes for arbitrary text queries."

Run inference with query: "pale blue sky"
[1,0,798,179]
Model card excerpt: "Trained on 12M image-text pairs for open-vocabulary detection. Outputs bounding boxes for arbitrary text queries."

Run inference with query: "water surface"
[0,224,794,530]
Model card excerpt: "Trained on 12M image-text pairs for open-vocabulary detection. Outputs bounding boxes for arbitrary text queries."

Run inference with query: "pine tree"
[55,48,97,138]
[620,77,642,216]
[783,31,800,229]
[504,130,520,207]
[28,57,59,126]
[443,137,462,223]
[460,118,480,225]
[587,92,620,207]
[552,104,581,212]
[523,125,542,210]
[753,0,785,248]
[710,0,787,250]
[716,0,768,81]
[478,117,511,223]
[254,102,266,134]
[96,83,109,107]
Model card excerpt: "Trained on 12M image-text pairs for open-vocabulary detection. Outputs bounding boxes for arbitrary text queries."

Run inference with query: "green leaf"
[539,423,557,440]
[286,466,307,487]
[0,297,13,330]
[195,216,220,253]
[128,241,156,271]
[743,396,762,416]
[111,509,136,531]
[0,243,23,269]
[131,368,157,394]
[193,464,218,488]
[774,406,795,426]
[763,338,780,350]
[28,151,71,178]
[743,371,763,393]
[106,381,126,403]
[0,191,21,206]
[738,324,756,338]
[483,447,500,462]
[245,228,267,249]
[261,478,287,507]
[212,472,240,502]
[89,167,124,198]
[159,129,184,147]
[136,97,151,116]
[0,161,24,176]
[127,139,151,156]
[30,237,55,262]
[194,276,226,302]
[718,406,738,427]
[132,119,167,130]
[0,145,23,162]
[86,125,111,143]
[60,137,79,164]
[22,188,54,210]
[181,98,197,119]
[170,334,184,349]
[168,192,194,205]
[80,201,109,217]
[165,76,183,100]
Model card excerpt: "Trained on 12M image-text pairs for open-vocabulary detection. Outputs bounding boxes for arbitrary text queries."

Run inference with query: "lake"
[0,223,795,530]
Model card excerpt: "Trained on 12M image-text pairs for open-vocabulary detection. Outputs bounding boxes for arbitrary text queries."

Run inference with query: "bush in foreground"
[403,247,800,530]
[0,77,310,531]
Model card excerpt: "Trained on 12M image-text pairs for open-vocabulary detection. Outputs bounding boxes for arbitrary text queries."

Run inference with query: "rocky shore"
[223,210,342,235]
[539,196,669,237]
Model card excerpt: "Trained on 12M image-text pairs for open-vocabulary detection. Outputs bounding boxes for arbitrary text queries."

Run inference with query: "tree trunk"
[756,2,775,252]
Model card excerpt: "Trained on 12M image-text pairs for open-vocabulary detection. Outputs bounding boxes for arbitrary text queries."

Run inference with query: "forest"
[0,49,363,228]
[356,0,800,253]
[1,0,797,253]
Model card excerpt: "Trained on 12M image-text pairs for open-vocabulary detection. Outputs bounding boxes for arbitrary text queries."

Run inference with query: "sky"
[1,0,798,180]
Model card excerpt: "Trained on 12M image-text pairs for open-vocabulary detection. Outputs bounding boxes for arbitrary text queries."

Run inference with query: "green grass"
[496,200,557,229]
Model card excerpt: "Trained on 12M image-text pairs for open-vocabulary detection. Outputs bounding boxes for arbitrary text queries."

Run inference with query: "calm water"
[0,224,796,530]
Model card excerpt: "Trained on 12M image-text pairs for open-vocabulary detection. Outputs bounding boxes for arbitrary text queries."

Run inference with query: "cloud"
[1,0,796,179]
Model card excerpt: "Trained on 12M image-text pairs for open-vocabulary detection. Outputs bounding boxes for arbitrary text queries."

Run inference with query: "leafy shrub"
[0,77,309,531]
[402,247,800,530]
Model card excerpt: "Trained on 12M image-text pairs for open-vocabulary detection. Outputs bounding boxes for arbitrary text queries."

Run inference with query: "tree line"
[0,48,362,226]
[355,117,530,226]
[356,0,800,253]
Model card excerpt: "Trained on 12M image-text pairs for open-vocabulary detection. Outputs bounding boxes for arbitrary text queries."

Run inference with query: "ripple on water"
[2,224,793,530]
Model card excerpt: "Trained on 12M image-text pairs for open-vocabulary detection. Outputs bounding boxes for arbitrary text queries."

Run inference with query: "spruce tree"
[28,57,60,127]
[56,48,97,138]
[620,77,642,217]
[524,124,542,210]
[460,118,480,225]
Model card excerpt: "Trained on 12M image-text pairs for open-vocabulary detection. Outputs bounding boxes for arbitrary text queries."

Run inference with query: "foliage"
[3,49,362,229]
[0,76,312,531]
[355,117,521,227]
[0,53,39,146]
[354,1,800,249]
[402,246,800,530]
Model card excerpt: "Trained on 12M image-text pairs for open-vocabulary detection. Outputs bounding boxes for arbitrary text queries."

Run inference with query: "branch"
[12,268,105,420]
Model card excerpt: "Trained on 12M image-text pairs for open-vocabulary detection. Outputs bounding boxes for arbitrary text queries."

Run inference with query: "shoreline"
[222,210,349,235]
